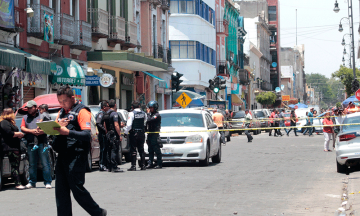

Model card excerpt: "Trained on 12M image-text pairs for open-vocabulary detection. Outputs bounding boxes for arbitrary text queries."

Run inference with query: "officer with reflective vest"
[146,101,162,169]
[124,101,147,171]
[96,100,109,171]
[52,86,107,216]
[102,99,123,173]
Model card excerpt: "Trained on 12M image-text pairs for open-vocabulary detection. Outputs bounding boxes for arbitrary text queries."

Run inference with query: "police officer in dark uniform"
[52,86,106,216]
[103,99,123,173]
[124,101,147,171]
[96,100,109,171]
[146,101,162,169]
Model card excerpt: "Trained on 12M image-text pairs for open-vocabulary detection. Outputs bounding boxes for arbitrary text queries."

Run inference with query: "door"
[205,113,217,156]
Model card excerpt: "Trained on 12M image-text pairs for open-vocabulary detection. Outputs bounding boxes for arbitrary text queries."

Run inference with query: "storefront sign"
[0,0,14,28]
[164,89,172,95]
[44,11,54,44]
[85,75,100,86]
[282,95,290,101]
[100,74,113,87]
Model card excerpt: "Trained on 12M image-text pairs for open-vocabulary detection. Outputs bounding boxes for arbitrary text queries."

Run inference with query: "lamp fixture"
[343,48,347,55]
[341,38,345,46]
[342,57,345,63]
[97,69,104,76]
[334,0,340,13]
[339,23,343,32]
[25,7,34,17]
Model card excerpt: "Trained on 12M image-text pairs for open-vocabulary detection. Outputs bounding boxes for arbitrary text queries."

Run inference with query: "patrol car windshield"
[233,111,246,119]
[255,111,265,118]
[161,113,204,127]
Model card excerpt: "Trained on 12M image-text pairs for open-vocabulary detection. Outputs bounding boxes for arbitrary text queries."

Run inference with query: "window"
[170,41,196,59]
[269,6,276,21]
[170,0,195,14]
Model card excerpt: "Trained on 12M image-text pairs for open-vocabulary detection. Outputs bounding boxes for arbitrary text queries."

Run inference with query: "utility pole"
[296,9,297,46]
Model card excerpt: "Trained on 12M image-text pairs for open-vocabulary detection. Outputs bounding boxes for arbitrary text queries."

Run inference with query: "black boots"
[128,156,137,171]
[128,165,136,171]
[146,163,156,169]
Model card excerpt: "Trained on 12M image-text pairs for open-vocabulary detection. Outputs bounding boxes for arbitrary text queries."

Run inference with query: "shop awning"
[87,51,168,72]
[18,49,54,75]
[0,45,25,69]
[142,71,167,88]
[231,94,243,106]
[51,58,85,86]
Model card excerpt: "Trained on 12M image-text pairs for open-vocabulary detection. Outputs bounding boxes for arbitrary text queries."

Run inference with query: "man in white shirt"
[244,110,253,142]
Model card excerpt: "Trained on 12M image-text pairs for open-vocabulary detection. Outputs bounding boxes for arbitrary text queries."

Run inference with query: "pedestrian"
[145,101,163,169]
[52,86,107,216]
[302,111,310,135]
[274,110,282,136]
[38,104,51,121]
[96,100,109,171]
[212,108,225,145]
[124,101,148,171]
[0,108,26,190]
[102,99,123,173]
[244,110,253,142]
[286,110,298,136]
[307,108,314,137]
[269,109,276,136]
[322,112,334,152]
[20,100,52,189]
[278,109,288,134]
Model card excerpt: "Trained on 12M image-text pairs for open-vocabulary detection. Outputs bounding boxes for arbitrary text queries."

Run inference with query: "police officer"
[52,86,106,216]
[103,99,123,173]
[96,100,109,171]
[146,101,162,169]
[124,101,147,171]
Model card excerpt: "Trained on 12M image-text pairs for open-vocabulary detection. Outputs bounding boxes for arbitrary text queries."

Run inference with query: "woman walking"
[0,108,26,189]
[323,112,334,152]
[286,110,298,136]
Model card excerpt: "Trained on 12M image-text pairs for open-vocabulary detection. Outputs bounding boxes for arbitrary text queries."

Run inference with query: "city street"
[0,132,357,215]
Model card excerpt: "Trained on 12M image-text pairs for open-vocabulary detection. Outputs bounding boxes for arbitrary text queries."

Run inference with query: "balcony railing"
[217,61,228,75]
[261,81,273,91]
[70,20,92,51]
[88,8,109,38]
[54,13,74,45]
[108,15,126,43]
[157,44,164,59]
[161,0,170,10]
[216,20,228,37]
[27,4,54,39]
[150,0,162,6]
[125,21,137,46]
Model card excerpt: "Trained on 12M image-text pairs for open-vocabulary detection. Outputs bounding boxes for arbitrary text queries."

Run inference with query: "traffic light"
[213,77,220,93]
[171,72,183,92]
[219,78,226,90]
[208,79,215,90]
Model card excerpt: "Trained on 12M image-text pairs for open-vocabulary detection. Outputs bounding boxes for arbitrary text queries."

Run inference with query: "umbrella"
[342,95,359,107]
[288,103,308,109]
[187,98,204,108]
[17,94,60,115]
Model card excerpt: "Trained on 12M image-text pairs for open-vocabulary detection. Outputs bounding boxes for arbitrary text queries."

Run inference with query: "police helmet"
[147,101,159,111]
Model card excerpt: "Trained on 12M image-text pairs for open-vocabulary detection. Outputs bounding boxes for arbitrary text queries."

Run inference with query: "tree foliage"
[255,92,276,107]
[336,102,342,108]
[332,65,360,96]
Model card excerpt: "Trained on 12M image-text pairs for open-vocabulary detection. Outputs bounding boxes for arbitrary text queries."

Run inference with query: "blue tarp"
[142,71,168,88]
[187,98,204,108]
[288,103,308,109]
[342,95,359,107]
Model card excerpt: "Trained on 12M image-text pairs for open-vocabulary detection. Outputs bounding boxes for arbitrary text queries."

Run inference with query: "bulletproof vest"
[52,102,90,154]
[95,110,104,120]
[131,110,145,131]
[103,110,115,132]
[147,112,161,132]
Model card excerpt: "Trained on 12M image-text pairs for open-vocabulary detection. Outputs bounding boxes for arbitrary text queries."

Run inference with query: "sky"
[279,0,359,78]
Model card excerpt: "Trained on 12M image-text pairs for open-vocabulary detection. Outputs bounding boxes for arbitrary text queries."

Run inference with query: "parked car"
[335,112,360,173]
[141,109,221,166]
[253,109,270,131]
[88,105,131,163]
[0,140,29,191]
[231,111,261,135]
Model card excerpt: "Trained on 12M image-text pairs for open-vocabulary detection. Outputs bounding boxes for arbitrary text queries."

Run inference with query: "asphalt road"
[0,131,359,215]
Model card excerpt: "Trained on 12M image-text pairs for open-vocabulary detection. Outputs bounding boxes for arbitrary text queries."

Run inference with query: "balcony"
[150,0,162,6]
[70,20,92,51]
[156,44,164,59]
[108,15,126,46]
[54,13,74,45]
[124,21,137,48]
[217,61,229,76]
[161,0,170,10]
[261,81,273,91]
[88,8,109,38]
[27,4,54,39]
[216,20,229,37]
[13,0,24,32]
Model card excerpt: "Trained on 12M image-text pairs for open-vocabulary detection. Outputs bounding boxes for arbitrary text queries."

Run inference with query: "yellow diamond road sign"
[176,92,192,108]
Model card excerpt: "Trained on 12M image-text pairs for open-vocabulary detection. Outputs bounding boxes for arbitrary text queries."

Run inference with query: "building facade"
[267,0,280,91]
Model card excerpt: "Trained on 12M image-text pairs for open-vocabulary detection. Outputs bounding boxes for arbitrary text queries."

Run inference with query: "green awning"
[51,58,85,86]
[0,45,25,69]
[17,49,53,75]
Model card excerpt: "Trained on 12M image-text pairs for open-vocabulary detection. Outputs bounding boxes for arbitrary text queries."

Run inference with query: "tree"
[336,102,342,108]
[306,73,334,106]
[255,92,276,107]
[332,65,360,96]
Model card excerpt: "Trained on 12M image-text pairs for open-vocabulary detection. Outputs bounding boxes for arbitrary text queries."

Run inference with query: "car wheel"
[239,131,243,135]
[199,143,210,166]
[117,145,123,165]
[20,157,29,186]
[337,159,347,173]
[212,142,221,163]
[253,130,257,135]
[124,153,132,162]
[86,151,92,172]
[48,150,56,180]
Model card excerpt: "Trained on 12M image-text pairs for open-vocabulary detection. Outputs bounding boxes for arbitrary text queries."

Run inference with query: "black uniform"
[96,110,107,168]
[129,109,146,167]
[103,110,121,171]
[146,112,162,166]
[52,102,104,216]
